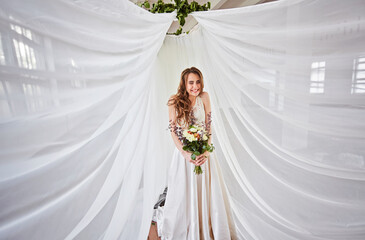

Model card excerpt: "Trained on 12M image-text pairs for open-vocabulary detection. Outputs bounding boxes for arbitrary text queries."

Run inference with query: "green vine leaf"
[175,27,182,35]
[137,0,211,35]
[144,1,150,8]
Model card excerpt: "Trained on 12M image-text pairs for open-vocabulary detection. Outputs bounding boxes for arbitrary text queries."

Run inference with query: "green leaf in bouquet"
[183,145,188,151]
[191,153,196,160]
[207,144,214,152]
[194,151,200,156]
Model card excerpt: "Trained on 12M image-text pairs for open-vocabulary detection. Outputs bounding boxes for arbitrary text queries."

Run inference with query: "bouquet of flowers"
[182,124,214,174]
[169,122,214,175]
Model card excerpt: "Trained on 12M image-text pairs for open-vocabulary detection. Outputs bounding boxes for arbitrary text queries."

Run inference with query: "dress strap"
[197,95,201,105]
[197,95,203,108]
[193,95,201,109]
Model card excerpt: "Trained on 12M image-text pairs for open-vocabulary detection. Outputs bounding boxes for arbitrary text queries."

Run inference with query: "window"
[310,61,325,94]
[12,38,37,69]
[351,57,365,94]
[0,33,5,65]
[11,24,38,70]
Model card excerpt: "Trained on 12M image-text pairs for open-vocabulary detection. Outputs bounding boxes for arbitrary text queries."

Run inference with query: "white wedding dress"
[154,96,237,240]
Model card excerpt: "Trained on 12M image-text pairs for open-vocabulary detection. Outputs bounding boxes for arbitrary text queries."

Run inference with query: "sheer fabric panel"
[1,0,365,239]
[190,1,365,239]
[0,0,175,239]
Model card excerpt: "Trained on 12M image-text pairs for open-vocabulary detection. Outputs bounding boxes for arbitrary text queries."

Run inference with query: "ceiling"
[130,0,277,34]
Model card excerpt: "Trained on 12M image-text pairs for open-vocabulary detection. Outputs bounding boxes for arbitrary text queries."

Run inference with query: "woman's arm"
[168,101,196,165]
[168,103,184,152]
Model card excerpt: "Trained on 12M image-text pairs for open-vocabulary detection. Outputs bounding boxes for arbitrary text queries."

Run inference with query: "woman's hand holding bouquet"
[181,124,214,175]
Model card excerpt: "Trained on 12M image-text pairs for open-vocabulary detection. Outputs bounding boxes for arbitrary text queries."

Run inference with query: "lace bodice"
[191,95,205,125]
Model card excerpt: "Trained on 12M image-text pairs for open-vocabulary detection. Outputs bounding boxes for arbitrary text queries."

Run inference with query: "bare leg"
[147,221,161,240]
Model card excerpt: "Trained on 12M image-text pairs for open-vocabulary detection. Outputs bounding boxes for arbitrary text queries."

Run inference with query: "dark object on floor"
[153,187,168,209]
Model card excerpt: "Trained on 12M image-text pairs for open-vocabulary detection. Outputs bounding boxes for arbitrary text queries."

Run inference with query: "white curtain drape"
[0,0,175,239]
[1,0,365,239]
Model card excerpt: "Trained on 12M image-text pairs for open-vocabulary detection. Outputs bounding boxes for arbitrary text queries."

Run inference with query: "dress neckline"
[192,96,199,108]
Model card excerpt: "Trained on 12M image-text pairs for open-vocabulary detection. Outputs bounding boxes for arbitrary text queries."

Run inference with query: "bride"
[154,67,236,239]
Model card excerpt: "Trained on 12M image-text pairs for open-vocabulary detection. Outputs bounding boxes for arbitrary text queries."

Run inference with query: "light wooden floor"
[147,222,161,240]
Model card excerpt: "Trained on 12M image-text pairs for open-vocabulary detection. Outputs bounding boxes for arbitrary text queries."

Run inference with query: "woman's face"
[186,73,201,97]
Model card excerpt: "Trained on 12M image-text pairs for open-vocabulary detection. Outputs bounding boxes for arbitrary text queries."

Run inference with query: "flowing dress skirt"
[155,148,237,240]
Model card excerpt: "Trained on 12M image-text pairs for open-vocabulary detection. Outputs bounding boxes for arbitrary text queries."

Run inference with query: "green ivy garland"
[137,0,211,35]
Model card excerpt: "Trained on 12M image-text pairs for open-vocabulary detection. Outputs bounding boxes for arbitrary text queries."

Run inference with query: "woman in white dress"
[155,67,236,240]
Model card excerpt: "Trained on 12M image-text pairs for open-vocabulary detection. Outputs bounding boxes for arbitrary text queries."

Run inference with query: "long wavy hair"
[168,67,204,126]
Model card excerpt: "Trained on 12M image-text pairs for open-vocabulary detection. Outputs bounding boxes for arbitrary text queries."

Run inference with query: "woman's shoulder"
[199,91,210,101]
[167,95,175,109]
[168,94,176,103]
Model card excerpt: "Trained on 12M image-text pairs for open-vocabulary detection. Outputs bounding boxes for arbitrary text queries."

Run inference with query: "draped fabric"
[0,1,175,239]
[1,0,365,239]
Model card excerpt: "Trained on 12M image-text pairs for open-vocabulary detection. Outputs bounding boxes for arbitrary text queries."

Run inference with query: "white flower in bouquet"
[183,129,190,138]
[183,129,197,142]
[190,127,198,133]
